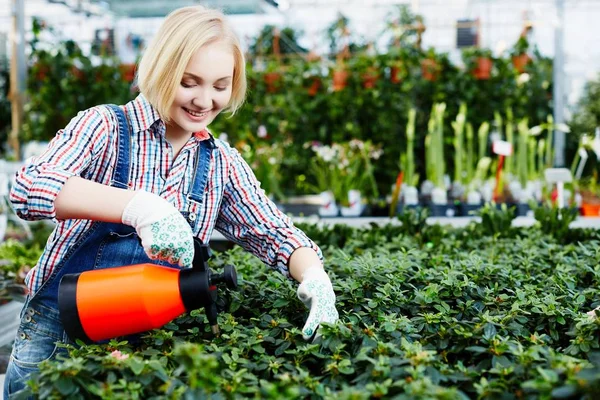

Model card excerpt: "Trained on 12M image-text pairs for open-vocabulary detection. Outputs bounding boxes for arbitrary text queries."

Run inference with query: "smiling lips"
[184,107,209,119]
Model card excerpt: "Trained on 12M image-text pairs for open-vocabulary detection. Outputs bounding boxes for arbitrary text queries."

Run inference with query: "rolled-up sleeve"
[215,146,323,278]
[9,108,109,220]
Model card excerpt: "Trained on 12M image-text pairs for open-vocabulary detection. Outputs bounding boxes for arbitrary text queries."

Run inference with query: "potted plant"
[393,108,420,215]
[332,61,349,92]
[510,36,531,73]
[263,59,283,94]
[306,140,381,217]
[421,49,441,82]
[423,103,455,216]
[462,48,493,80]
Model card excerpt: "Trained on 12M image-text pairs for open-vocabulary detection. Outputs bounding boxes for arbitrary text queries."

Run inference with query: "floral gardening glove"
[587,306,600,319]
[297,266,339,341]
[121,190,194,267]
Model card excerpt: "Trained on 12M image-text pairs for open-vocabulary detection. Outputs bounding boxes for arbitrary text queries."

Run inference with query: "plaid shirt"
[10,94,322,294]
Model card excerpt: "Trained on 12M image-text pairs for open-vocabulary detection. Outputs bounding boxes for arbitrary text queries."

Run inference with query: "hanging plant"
[390,61,404,84]
[332,65,349,92]
[510,36,531,73]
[361,66,379,89]
[421,56,440,82]
[473,56,493,80]
[307,76,321,96]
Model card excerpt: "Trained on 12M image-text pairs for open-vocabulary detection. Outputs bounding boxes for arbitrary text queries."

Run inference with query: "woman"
[5,5,338,397]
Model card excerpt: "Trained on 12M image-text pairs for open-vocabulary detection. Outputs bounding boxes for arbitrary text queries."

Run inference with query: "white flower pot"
[431,187,448,205]
[402,186,419,206]
[318,191,339,217]
[466,190,482,205]
[340,190,366,217]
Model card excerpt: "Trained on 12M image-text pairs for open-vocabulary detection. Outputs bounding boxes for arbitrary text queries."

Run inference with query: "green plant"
[476,202,516,237]
[23,18,133,142]
[21,220,600,398]
[306,140,382,206]
[425,103,446,189]
[532,204,579,243]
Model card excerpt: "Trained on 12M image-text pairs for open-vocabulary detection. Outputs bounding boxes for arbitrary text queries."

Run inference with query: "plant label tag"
[593,137,600,159]
[492,140,513,156]
[544,168,573,184]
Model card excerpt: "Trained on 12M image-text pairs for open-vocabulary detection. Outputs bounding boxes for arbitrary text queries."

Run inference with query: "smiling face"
[166,40,234,139]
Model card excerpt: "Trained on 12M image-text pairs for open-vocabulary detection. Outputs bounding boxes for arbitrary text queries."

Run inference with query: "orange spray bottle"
[58,239,238,343]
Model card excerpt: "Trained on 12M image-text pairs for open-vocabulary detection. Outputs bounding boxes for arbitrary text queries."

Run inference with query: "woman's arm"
[54,176,135,222]
[214,144,324,278]
[9,108,111,221]
[288,247,323,283]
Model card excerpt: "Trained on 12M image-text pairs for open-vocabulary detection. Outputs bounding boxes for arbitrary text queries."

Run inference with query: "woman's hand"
[297,266,339,341]
[121,190,194,266]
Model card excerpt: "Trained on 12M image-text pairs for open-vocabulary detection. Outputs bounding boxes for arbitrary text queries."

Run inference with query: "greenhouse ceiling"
[48,0,281,18]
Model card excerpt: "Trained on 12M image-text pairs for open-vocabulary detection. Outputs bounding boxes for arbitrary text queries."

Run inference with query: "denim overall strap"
[188,137,215,203]
[186,137,216,229]
[106,104,131,190]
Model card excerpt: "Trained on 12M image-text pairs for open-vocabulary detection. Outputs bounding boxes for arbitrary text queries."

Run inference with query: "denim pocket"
[11,304,66,368]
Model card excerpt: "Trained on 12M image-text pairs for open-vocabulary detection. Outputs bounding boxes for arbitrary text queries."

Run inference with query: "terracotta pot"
[332,70,349,92]
[390,65,403,84]
[581,203,600,216]
[473,57,492,80]
[361,67,379,89]
[307,77,321,96]
[263,72,281,93]
[119,64,136,82]
[511,53,531,73]
[421,58,439,81]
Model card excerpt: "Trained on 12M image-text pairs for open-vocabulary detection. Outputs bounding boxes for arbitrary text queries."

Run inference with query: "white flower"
[517,73,530,85]
[370,149,384,160]
[257,125,268,138]
[349,139,364,150]
[268,157,277,165]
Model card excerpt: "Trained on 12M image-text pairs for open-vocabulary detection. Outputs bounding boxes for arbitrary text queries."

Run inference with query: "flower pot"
[119,64,136,82]
[318,191,340,217]
[581,203,600,216]
[390,65,403,84]
[332,70,349,92]
[511,53,530,73]
[421,58,439,81]
[340,190,366,217]
[264,72,281,93]
[473,57,492,80]
[402,186,419,206]
[361,67,379,89]
[307,77,321,96]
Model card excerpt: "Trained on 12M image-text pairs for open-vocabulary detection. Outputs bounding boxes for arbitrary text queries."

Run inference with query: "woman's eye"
[181,82,195,88]
[214,86,228,92]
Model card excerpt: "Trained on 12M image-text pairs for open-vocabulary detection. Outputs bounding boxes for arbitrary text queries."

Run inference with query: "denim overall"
[4,105,215,398]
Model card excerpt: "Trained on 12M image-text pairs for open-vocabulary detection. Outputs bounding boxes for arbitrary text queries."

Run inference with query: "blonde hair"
[136,6,246,122]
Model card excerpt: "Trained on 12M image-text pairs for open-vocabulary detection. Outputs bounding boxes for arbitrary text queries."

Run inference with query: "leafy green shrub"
[15,221,600,398]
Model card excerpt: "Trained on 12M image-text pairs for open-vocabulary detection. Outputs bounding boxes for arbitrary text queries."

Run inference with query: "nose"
[192,88,211,110]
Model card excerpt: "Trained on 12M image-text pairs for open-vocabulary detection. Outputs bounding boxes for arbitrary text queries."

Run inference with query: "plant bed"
[17,210,600,399]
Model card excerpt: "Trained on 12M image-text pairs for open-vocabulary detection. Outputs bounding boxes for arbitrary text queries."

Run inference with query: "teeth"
[186,108,207,117]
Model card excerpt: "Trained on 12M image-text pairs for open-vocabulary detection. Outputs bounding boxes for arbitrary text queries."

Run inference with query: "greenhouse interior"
[2,0,600,398]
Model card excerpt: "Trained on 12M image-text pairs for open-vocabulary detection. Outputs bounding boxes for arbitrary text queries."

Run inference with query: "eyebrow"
[183,72,232,83]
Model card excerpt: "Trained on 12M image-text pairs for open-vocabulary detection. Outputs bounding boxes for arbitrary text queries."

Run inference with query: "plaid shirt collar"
[128,94,211,142]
